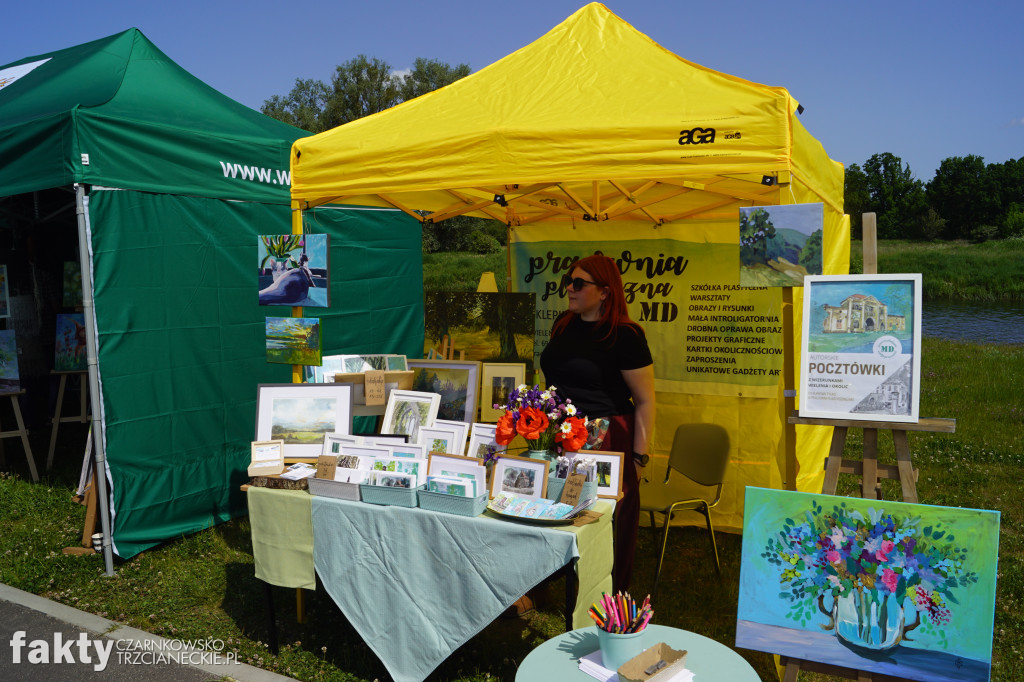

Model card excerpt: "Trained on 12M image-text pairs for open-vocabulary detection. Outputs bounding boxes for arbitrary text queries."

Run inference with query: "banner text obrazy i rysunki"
[511,238,784,396]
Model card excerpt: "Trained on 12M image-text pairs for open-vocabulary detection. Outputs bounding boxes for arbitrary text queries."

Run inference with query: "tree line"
[260,59,1024,246]
[845,153,1024,242]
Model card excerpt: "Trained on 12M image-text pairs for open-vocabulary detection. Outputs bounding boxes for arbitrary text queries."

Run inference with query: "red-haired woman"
[540,254,655,593]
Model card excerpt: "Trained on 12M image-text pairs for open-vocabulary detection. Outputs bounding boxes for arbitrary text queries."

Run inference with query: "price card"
[315,455,338,480]
[560,472,587,506]
[365,370,386,405]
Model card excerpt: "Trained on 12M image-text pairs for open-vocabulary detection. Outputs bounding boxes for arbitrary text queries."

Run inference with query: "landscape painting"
[0,330,19,392]
[737,487,1000,682]
[739,203,824,287]
[408,360,480,423]
[255,384,353,459]
[54,313,87,371]
[266,317,321,366]
[423,292,535,371]
[257,234,329,307]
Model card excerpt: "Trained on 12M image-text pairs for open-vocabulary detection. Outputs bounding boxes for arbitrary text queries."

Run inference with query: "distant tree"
[399,58,471,101]
[844,163,870,239]
[861,153,928,239]
[260,78,331,133]
[323,55,402,128]
[799,229,823,270]
[926,155,1001,240]
[739,208,775,264]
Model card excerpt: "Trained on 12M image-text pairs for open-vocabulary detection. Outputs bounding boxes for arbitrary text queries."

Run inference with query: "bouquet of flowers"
[763,499,977,632]
[494,385,589,454]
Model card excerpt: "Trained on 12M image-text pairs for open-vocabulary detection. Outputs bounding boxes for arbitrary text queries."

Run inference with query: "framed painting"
[418,424,460,455]
[54,313,87,371]
[799,274,922,422]
[321,433,362,456]
[258,234,329,307]
[381,389,440,443]
[739,203,824,287]
[737,487,1000,682]
[266,317,321,366]
[407,359,481,423]
[0,330,19,393]
[467,423,503,459]
[433,419,469,455]
[489,454,549,501]
[571,450,624,499]
[479,362,526,421]
[255,383,353,460]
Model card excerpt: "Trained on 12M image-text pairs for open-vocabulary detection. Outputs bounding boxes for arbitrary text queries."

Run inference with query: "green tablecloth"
[247,487,613,682]
[247,487,315,590]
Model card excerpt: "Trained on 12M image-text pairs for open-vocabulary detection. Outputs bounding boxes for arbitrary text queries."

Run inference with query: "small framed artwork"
[418,424,460,455]
[479,362,526,421]
[55,313,87,371]
[490,454,549,501]
[433,419,469,455]
[371,457,426,486]
[357,433,409,446]
[385,354,408,371]
[0,330,20,393]
[255,383,354,460]
[572,450,624,499]
[322,433,363,456]
[389,442,427,459]
[467,423,503,459]
[381,389,441,442]
[407,358,481,423]
[799,274,922,423]
[258,234,329,307]
[248,440,285,477]
[340,444,393,461]
[266,317,322,366]
[428,453,486,497]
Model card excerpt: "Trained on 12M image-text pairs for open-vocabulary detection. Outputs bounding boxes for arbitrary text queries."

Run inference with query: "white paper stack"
[577,649,697,682]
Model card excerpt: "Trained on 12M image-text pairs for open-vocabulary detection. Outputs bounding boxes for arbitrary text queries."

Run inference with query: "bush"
[465,232,501,254]
[969,224,999,243]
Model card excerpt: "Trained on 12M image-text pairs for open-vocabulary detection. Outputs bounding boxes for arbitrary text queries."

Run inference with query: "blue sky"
[3,0,1021,181]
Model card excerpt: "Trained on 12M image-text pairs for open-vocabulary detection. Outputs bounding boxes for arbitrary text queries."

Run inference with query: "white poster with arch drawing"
[799,274,922,423]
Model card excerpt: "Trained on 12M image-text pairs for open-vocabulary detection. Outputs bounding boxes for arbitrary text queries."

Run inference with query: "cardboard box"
[330,370,413,404]
[617,642,687,682]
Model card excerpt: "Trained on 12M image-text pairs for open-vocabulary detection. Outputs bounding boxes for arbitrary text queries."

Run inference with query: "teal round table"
[515,624,760,681]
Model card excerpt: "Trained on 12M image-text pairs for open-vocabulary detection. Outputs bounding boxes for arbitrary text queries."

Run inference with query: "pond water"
[923,300,1024,345]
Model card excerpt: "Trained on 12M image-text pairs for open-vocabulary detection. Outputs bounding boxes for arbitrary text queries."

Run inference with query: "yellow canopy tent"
[290,2,849,529]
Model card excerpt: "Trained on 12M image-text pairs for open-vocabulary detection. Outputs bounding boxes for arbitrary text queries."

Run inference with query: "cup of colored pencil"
[588,590,652,634]
[590,591,652,670]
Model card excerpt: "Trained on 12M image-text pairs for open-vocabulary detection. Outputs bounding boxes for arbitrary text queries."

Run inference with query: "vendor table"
[247,487,614,682]
[515,624,761,682]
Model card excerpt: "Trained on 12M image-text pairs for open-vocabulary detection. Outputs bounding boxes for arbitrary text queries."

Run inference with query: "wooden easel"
[777,216,957,681]
[47,369,90,470]
[63,471,99,556]
[0,390,39,482]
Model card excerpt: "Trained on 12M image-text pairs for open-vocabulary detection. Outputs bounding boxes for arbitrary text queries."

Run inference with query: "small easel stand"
[47,369,90,471]
[63,426,99,556]
[777,214,957,681]
[0,389,39,482]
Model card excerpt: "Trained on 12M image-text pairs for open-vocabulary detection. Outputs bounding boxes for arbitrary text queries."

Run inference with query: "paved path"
[0,583,292,681]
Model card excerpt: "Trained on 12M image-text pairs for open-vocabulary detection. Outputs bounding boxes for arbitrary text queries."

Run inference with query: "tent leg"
[76,184,114,576]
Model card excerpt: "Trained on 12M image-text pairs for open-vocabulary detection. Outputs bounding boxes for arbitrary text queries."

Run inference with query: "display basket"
[359,483,424,507]
[545,473,598,507]
[417,490,488,517]
[307,477,361,501]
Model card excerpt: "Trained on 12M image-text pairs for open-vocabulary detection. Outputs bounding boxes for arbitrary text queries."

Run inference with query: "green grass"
[3,335,1021,680]
[422,251,508,292]
[850,239,1024,301]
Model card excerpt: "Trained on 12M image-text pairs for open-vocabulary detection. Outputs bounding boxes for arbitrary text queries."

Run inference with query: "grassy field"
[1,239,1021,681]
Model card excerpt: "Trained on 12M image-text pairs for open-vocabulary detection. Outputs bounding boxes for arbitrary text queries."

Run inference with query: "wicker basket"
[545,473,598,507]
[307,477,361,501]
[417,490,488,517]
[359,483,424,507]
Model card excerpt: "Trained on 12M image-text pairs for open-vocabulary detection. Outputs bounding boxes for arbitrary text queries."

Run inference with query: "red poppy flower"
[495,413,517,446]
[555,416,589,452]
[515,407,550,441]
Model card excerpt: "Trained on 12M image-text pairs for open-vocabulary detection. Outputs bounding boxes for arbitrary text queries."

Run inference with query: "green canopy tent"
[0,29,424,564]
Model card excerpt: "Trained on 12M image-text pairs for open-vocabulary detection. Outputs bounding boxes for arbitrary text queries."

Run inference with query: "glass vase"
[834,589,904,650]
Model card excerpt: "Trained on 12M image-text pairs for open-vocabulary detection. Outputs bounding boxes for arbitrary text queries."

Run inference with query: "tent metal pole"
[75,184,114,576]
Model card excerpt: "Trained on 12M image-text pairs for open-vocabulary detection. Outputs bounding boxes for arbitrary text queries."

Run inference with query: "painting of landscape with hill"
[739,203,824,287]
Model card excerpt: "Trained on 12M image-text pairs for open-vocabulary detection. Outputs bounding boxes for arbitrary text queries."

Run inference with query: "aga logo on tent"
[0,58,51,92]
[678,126,717,146]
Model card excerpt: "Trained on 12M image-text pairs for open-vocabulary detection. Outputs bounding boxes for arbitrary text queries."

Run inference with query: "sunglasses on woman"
[561,273,600,291]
